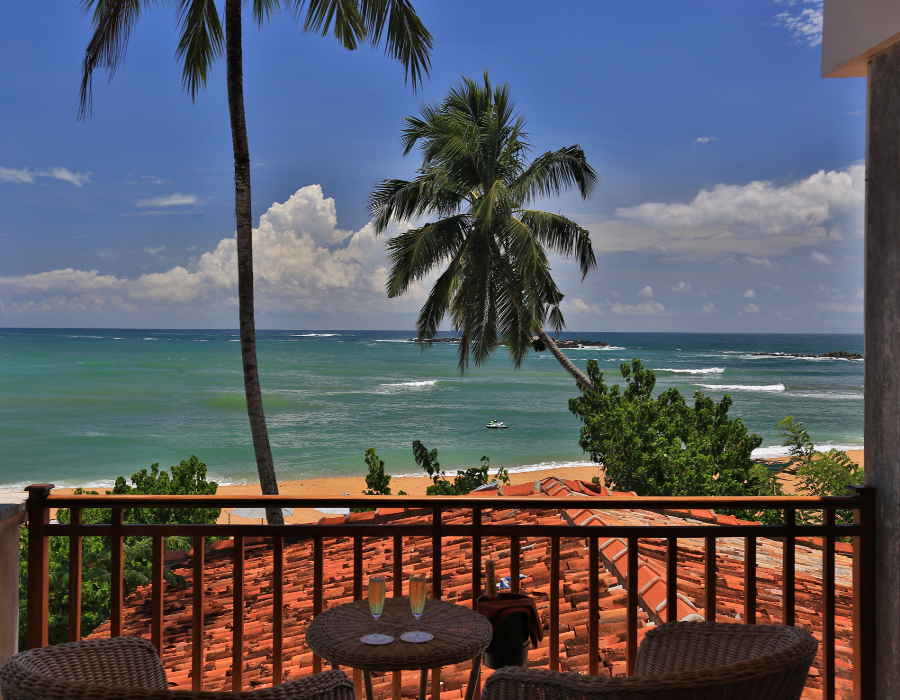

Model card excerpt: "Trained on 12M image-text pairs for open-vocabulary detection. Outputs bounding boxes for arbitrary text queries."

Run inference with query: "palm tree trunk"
[225,0,283,525]
[536,328,593,391]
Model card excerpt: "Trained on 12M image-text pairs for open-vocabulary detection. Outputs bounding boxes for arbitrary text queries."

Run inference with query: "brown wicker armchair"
[0,637,355,700]
[482,622,818,700]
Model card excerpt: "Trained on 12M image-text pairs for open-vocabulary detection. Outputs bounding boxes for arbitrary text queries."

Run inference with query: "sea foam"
[291,333,340,337]
[697,383,786,392]
[379,379,439,391]
[656,367,725,375]
[752,443,863,459]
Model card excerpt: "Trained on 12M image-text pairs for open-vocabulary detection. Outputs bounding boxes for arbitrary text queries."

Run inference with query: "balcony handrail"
[38,492,862,510]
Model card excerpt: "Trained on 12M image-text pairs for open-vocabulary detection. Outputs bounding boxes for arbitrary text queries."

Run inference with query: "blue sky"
[0,1,866,331]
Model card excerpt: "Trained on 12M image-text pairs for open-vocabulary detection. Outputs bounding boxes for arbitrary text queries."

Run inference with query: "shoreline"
[41,449,864,525]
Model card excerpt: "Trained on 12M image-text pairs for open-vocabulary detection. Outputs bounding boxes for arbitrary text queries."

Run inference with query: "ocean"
[0,329,864,494]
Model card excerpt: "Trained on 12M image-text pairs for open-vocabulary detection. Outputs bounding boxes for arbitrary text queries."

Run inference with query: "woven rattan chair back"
[0,637,354,700]
[483,622,818,700]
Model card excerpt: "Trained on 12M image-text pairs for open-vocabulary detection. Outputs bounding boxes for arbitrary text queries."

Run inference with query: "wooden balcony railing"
[23,486,876,699]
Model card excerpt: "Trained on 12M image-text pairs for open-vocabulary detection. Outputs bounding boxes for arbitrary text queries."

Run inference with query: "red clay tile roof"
[88,478,854,699]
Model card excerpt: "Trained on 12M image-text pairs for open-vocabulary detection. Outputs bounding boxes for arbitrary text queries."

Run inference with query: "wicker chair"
[482,622,818,700]
[0,637,355,700]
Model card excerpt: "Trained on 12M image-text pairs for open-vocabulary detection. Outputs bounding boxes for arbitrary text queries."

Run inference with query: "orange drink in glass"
[409,575,427,620]
[369,576,386,620]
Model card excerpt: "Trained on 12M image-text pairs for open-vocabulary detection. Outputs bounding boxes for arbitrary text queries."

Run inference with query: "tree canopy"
[569,359,775,498]
[371,74,597,377]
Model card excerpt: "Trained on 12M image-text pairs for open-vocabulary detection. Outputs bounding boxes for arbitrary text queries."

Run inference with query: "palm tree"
[79,1,432,524]
[370,74,597,389]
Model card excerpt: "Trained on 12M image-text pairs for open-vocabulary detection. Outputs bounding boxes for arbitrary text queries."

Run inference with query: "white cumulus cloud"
[562,297,602,314]
[136,193,199,208]
[0,166,91,187]
[744,303,760,314]
[638,285,654,299]
[0,185,426,320]
[702,302,717,314]
[611,300,665,316]
[810,251,831,265]
[696,136,718,144]
[773,0,823,47]
[744,289,756,299]
[672,281,691,293]
[587,164,864,257]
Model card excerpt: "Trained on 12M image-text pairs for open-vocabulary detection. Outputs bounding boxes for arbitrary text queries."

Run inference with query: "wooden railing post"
[67,507,83,642]
[852,486,876,700]
[25,484,54,649]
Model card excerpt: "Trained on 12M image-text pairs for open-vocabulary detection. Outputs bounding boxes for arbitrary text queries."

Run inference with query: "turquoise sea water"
[0,329,864,492]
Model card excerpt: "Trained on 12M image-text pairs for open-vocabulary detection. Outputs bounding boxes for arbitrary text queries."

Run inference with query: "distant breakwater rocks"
[749,350,863,361]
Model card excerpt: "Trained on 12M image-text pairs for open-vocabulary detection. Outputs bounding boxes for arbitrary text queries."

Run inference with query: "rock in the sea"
[408,337,461,343]
[544,339,610,349]
[748,350,863,360]
[820,351,863,360]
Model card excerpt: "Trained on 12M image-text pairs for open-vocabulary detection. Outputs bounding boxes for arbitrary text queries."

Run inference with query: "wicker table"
[307,597,492,700]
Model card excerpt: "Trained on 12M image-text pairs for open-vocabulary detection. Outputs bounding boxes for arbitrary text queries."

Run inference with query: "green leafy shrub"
[19,457,219,646]
[412,441,509,495]
[569,359,773,498]
[361,448,391,496]
[777,416,862,524]
[352,448,394,512]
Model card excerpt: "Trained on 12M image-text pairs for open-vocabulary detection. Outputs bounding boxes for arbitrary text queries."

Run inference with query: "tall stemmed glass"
[369,576,386,622]
[360,576,393,645]
[402,574,433,643]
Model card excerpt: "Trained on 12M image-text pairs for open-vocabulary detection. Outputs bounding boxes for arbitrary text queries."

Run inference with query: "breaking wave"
[656,367,725,375]
[752,443,863,459]
[697,383,786,393]
[378,380,439,392]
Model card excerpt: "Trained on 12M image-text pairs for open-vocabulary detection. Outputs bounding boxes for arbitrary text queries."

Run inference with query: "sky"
[0,0,867,332]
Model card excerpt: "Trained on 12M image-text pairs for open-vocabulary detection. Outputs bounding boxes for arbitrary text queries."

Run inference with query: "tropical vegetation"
[778,416,863,524]
[569,360,778,498]
[371,74,598,389]
[79,0,433,523]
[412,440,509,495]
[18,457,220,646]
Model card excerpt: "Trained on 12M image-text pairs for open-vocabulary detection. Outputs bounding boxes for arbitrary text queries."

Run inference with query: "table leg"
[418,669,428,700]
[464,656,481,700]
[363,670,374,700]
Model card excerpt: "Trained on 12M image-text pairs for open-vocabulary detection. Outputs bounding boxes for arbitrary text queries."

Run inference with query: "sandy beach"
[49,450,864,525]
[214,448,864,524]
[214,463,605,524]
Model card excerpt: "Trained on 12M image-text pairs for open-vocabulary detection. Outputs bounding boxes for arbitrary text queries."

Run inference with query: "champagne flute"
[360,576,393,645]
[369,576,386,622]
[402,575,433,643]
[409,575,427,621]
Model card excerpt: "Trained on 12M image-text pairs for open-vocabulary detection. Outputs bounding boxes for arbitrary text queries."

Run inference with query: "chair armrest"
[483,667,619,700]
[236,670,354,700]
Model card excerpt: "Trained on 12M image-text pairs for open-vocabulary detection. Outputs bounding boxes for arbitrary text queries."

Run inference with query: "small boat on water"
[485,419,509,429]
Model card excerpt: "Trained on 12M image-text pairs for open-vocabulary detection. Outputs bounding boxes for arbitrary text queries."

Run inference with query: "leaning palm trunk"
[536,328,592,390]
[225,0,282,525]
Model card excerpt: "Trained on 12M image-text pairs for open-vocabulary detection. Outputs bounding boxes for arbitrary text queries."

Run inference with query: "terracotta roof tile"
[88,478,854,699]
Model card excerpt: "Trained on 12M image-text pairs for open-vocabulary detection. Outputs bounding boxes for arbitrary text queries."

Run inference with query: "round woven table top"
[306,597,492,672]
